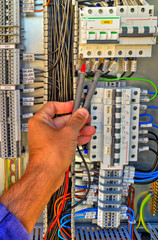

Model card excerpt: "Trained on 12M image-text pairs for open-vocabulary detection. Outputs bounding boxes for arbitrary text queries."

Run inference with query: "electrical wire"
[152,124,158,129]
[58,216,85,240]
[135,148,158,173]
[148,131,158,141]
[44,169,69,240]
[128,187,135,239]
[127,72,135,78]
[58,208,97,240]
[148,91,158,95]
[136,193,152,232]
[47,146,91,239]
[47,1,73,238]
[86,77,158,101]
[139,113,153,125]
[147,106,158,109]
[141,197,152,233]
[62,146,91,213]
[56,194,90,239]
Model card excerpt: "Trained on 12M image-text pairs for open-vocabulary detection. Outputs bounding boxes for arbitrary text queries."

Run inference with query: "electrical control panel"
[1,0,158,240]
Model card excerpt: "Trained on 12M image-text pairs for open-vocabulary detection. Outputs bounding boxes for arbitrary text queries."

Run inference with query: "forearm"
[0,160,63,234]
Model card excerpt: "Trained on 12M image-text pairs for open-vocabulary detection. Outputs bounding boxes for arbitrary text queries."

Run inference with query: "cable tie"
[128,219,136,224]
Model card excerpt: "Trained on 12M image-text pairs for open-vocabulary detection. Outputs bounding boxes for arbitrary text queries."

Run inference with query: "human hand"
[27,101,95,191]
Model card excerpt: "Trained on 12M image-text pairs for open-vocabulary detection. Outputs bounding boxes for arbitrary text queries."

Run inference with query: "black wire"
[62,146,91,214]
[148,131,158,141]
[135,148,158,173]
[149,138,158,144]
[127,72,134,78]
[121,72,126,78]
[86,71,116,79]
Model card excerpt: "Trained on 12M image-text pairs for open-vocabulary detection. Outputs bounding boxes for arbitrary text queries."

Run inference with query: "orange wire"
[56,192,99,240]
[57,195,86,239]
[57,196,71,239]
[54,190,86,240]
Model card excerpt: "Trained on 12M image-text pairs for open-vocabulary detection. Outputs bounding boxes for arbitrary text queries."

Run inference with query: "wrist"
[26,156,66,191]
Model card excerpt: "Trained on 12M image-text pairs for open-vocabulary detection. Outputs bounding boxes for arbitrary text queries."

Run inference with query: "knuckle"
[75,114,86,123]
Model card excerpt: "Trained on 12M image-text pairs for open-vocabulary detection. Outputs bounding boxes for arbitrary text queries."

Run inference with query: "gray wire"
[83,69,103,110]
[73,73,86,113]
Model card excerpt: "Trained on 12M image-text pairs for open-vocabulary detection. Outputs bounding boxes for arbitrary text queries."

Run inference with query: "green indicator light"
[100,32,106,34]
[111,32,117,34]
[89,32,95,34]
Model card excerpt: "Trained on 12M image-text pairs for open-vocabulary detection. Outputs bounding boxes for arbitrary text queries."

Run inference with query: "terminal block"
[0,90,21,158]
[97,169,123,228]
[0,0,20,44]
[79,5,157,58]
[0,49,20,85]
[89,86,140,166]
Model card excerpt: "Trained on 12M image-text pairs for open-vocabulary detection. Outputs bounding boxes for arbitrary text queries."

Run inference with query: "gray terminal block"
[97,169,123,228]
[0,0,20,44]
[0,90,21,158]
[0,49,20,85]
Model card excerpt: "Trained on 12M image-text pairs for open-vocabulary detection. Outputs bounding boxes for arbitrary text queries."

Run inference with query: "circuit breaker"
[79,6,157,58]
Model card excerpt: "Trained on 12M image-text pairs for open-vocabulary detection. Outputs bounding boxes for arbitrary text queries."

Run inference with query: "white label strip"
[0,86,16,90]
[0,45,15,49]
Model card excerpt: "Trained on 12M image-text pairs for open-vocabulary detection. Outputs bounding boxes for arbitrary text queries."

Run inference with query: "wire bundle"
[48,0,73,102]
[46,0,74,238]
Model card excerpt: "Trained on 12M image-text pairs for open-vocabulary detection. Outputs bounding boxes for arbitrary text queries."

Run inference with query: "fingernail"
[78,108,88,118]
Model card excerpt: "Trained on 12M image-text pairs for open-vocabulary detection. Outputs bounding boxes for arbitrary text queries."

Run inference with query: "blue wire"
[127,207,135,219]
[135,174,158,178]
[127,207,135,239]
[148,91,158,95]
[135,172,158,178]
[134,176,158,182]
[135,170,158,176]
[139,113,153,125]
[152,124,158,128]
[147,106,158,109]
[64,225,71,229]
[126,213,134,239]
[58,217,85,240]
[60,209,97,225]
[75,185,88,189]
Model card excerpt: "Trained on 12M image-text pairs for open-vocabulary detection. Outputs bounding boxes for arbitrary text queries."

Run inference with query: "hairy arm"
[0,101,95,233]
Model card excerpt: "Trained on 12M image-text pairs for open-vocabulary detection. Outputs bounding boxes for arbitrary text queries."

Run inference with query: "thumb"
[67,108,89,132]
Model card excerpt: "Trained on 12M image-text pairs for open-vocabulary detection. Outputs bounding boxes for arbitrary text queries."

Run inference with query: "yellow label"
[101,20,113,24]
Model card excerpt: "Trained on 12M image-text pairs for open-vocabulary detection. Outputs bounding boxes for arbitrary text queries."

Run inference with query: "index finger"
[36,101,74,119]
